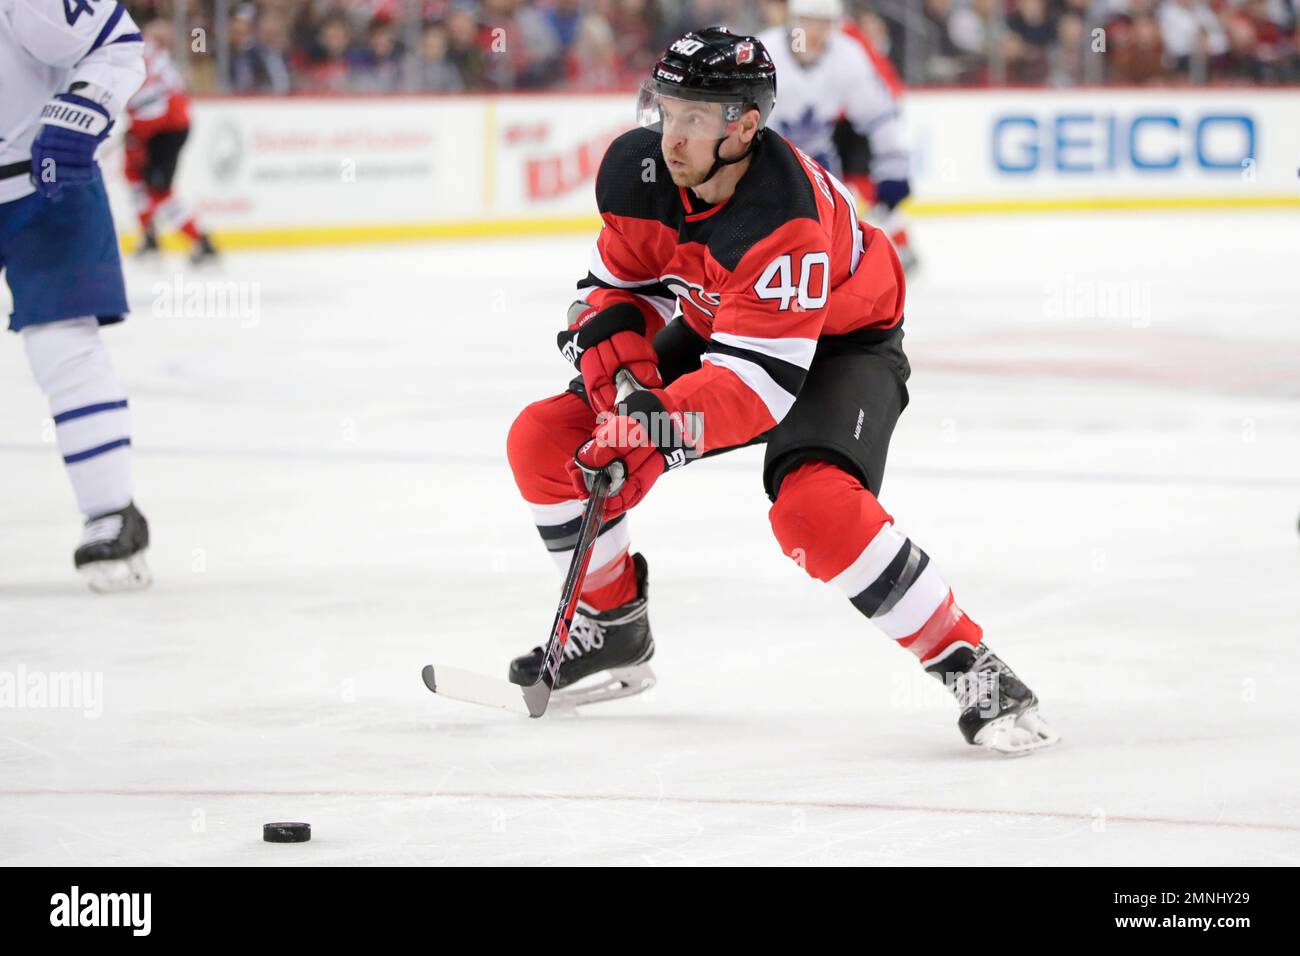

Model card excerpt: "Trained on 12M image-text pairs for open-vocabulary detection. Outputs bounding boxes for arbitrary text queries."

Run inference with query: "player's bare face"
[791,18,832,65]
[659,97,730,187]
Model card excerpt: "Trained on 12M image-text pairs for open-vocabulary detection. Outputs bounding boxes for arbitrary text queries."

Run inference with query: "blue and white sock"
[22,317,134,520]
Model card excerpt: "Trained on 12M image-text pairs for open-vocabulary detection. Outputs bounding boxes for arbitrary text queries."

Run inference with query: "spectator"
[1237,0,1291,81]
[479,0,562,89]
[1051,12,1088,86]
[225,6,293,94]
[1006,0,1057,83]
[256,12,294,91]
[349,18,405,91]
[683,0,764,36]
[1158,0,1229,74]
[566,14,622,90]
[302,14,355,92]
[610,0,664,78]
[949,0,998,82]
[917,0,967,84]
[1111,11,1169,83]
[544,0,584,51]
[445,4,489,90]
[148,0,1300,93]
[1008,0,1057,48]
[417,22,465,92]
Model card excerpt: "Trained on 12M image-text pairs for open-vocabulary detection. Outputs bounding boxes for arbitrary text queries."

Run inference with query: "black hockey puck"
[263,822,311,843]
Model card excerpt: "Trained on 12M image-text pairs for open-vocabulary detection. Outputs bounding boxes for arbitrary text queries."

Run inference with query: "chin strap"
[701,129,763,185]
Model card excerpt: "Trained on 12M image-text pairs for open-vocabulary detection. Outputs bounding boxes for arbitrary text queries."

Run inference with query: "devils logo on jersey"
[662,274,721,319]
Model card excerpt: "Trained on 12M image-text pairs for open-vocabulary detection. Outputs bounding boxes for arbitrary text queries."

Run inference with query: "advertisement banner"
[104,90,1299,249]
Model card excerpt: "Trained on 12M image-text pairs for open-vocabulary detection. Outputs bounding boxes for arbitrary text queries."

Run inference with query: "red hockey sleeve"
[664,221,830,452]
[573,213,676,340]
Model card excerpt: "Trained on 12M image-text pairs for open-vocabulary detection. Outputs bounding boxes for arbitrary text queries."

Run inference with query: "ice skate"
[189,233,219,266]
[134,227,160,259]
[926,643,1059,755]
[74,502,152,593]
[509,553,656,708]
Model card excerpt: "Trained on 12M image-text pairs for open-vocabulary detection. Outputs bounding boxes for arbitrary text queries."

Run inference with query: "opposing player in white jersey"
[759,0,918,270]
[0,0,151,591]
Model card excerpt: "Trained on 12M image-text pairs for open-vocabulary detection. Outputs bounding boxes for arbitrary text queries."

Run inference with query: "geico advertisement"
[910,91,1300,199]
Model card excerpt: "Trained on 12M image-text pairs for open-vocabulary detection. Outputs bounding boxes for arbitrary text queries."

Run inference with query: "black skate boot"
[925,643,1058,755]
[190,233,219,266]
[134,227,160,259]
[508,553,656,707]
[74,502,152,593]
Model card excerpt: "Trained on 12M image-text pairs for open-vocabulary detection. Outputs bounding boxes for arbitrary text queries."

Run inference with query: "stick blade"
[421,664,534,717]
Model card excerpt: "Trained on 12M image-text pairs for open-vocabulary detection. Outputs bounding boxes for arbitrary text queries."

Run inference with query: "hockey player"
[0,0,151,591]
[125,17,217,264]
[759,0,919,271]
[505,27,1057,753]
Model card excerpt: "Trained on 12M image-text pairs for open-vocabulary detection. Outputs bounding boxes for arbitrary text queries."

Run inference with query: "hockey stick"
[421,371,638,718]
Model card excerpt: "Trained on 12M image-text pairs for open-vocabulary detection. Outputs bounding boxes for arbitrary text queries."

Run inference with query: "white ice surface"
[1,212,1298,865]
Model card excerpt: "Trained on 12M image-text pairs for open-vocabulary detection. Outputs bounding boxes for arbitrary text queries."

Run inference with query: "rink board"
[100,89,1300,250]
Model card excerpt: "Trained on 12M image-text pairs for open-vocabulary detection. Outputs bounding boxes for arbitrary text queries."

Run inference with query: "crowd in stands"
[127,0,1300,92]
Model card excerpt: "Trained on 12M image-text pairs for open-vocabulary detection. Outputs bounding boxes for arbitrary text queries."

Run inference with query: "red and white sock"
[769,461,982,666]
[525,499,637,612]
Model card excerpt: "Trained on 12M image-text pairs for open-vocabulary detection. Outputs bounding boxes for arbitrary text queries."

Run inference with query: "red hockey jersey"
[126,38,190,138]
[575,126,905,453]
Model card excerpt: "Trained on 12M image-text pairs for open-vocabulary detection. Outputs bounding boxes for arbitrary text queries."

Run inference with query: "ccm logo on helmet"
[736,42,754,64]
[655,67,685,83]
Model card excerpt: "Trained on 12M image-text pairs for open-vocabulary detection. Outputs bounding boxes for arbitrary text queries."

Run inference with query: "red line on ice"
[2,788,1296,833]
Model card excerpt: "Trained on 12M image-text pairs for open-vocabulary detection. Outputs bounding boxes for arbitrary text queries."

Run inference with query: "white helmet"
[788,0,844,20]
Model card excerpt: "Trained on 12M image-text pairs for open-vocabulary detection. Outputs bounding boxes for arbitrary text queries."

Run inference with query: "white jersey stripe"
[702,352,796,423]
[828,173,865,275]
[589,241,656,289]
[578,284,676,323]
[709,331,818,370]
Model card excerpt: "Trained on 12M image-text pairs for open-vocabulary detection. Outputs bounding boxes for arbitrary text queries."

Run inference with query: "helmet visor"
[636,80,744,142]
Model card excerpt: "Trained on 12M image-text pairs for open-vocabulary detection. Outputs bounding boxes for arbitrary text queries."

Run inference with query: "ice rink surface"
[2,211,1298,866]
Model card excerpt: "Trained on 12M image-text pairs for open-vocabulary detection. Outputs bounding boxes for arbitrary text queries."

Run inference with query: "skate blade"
[550,664,656,712]
[79,552,152,594]
[973,707,1060,756]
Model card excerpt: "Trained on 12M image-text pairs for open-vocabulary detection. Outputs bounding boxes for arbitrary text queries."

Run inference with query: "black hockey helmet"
[637,27,777,184]
[638,27,777,130]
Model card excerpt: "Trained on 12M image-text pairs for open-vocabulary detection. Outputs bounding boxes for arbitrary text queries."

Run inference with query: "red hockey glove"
[557,302,662,414]
[568,389,696,518]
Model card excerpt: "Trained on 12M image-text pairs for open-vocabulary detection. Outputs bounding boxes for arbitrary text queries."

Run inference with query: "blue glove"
[30,93,112,200]
[874,179,911,211]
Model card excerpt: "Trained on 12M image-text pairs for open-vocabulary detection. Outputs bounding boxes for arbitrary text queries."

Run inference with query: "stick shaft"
[536,471,609,694]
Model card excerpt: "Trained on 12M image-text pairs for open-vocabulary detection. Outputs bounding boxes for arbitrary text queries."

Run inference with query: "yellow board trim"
[908,194,1300,215]
[124,216,603,253]
[122,194,1299,253]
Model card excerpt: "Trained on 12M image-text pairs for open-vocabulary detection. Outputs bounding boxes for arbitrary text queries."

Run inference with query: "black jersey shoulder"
[595,126,677,226]
[706,132,822,273]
